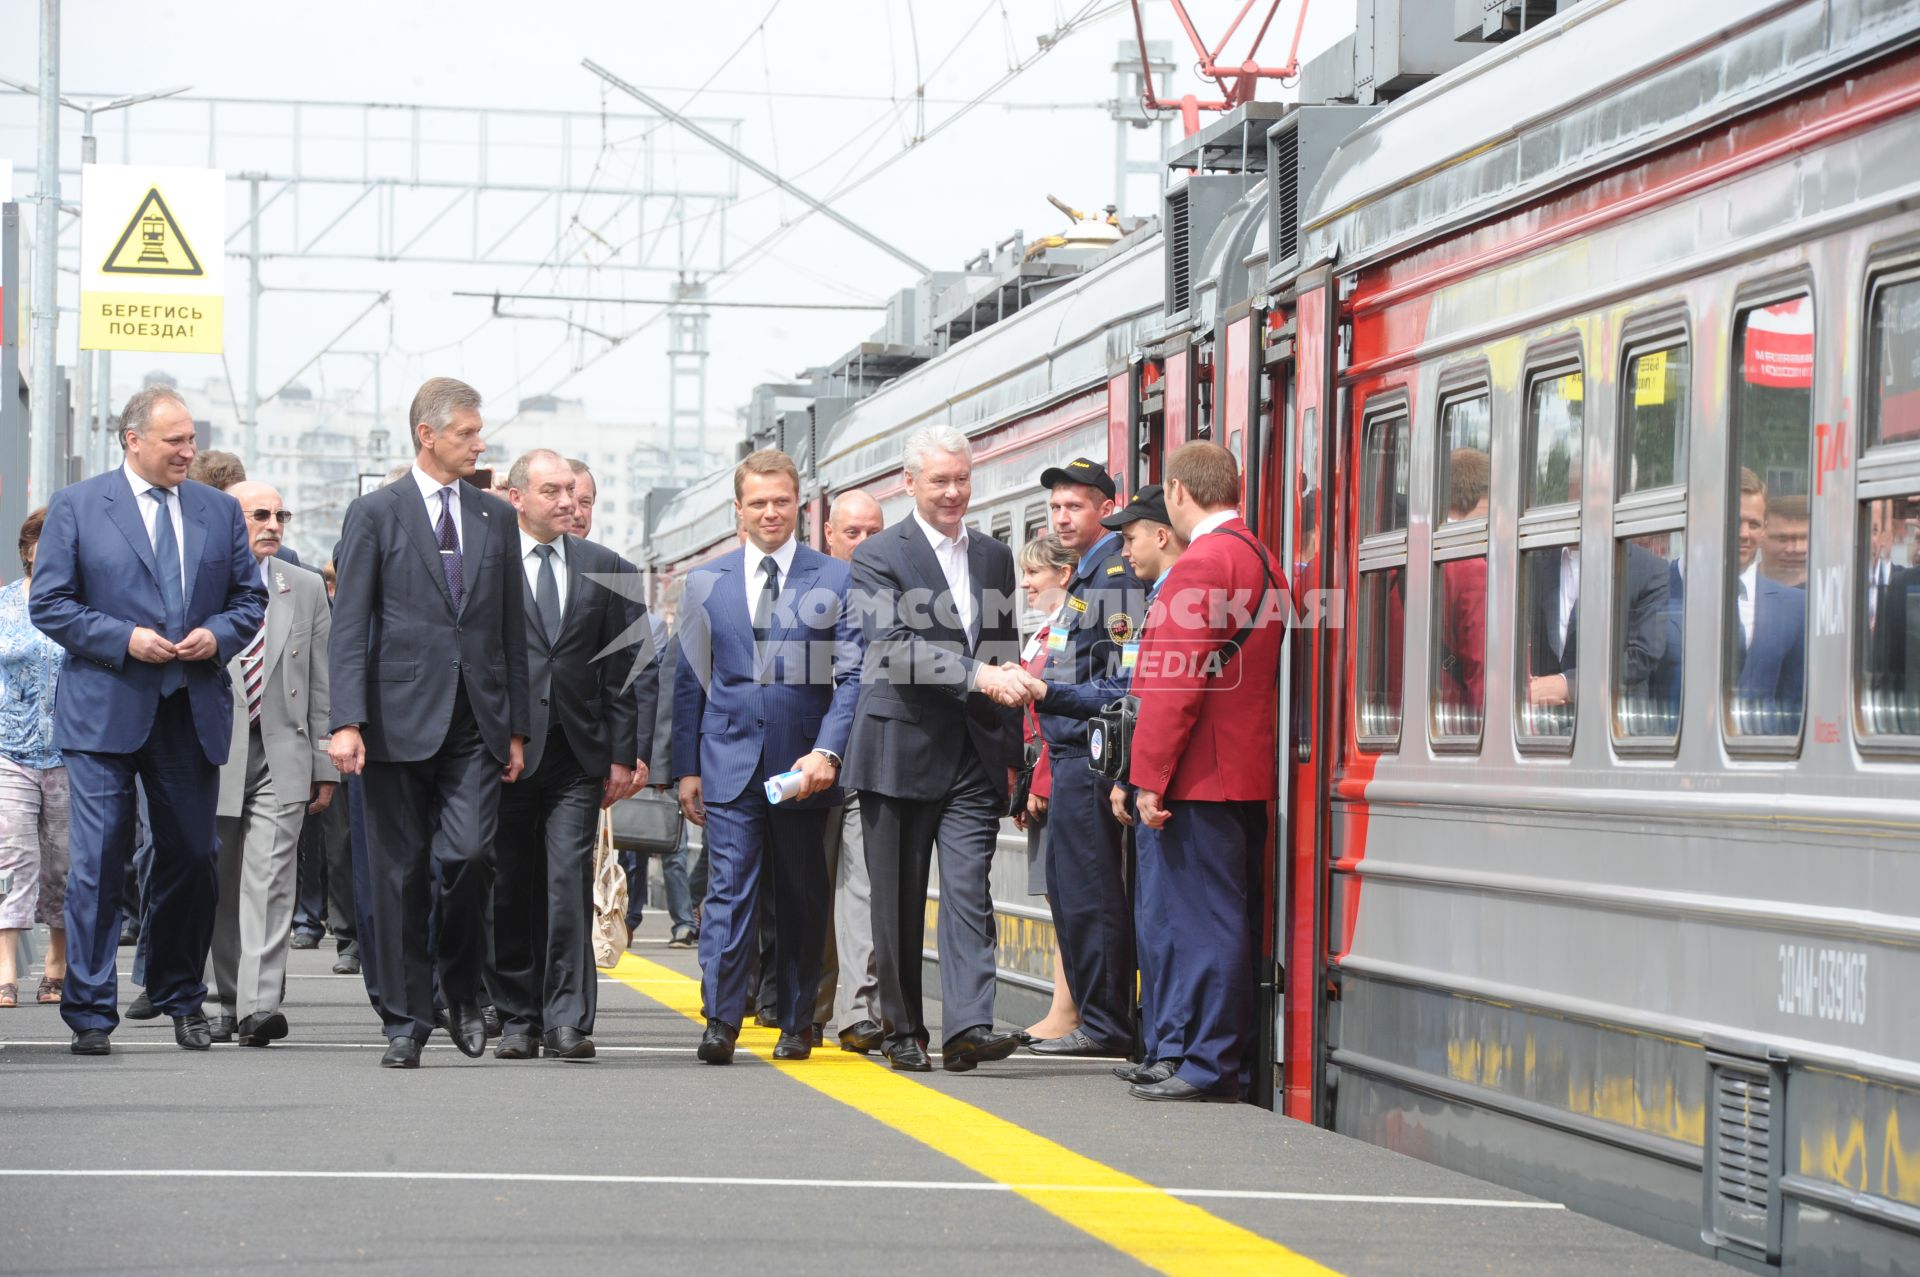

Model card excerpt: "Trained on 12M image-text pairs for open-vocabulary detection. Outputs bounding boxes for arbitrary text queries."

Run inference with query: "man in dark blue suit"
[1730,469,1807,736]
[673,449,860,1063]
[30,386,267,1055]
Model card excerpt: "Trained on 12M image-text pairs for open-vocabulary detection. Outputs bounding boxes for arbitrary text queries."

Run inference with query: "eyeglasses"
[246,509,294,525]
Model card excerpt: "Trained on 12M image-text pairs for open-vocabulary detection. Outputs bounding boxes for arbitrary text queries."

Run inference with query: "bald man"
[208,482,337,1046]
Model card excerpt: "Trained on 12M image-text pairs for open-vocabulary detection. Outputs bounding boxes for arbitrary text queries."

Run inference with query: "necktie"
[534,543,562,643]
[753,556,780,644]
[149,488,186,695]
[242,624,266,724]
[436,487,464,611]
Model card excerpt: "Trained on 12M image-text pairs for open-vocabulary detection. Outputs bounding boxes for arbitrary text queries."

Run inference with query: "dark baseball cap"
[1100,483,1169,529]
[1039,457,1117,501]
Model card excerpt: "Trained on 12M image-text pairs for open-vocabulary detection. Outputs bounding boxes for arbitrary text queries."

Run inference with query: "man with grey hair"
[843,426,1030,1072]
[565,459,597,540]
[328,376,530,1068]
[30,385,267,1055]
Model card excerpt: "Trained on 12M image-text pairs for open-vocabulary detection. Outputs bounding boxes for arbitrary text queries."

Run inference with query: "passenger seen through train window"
[1616,344,1689,740]
[1762,494,1810,587]
[1433,444,1489,739]
[1520,369,1583,738]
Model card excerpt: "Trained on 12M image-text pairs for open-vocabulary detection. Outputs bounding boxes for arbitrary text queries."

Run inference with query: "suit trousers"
[345,776,381,1009]
[292,807,327,938]
[209,725,308,1020]
[1043,753,1136,1048]
[317,794,355,949]
[1132,819,1182,1064]
[1158,798,1265,1095]
[61,691,219,1033]
[861,744,1001,1051]
[824,794,878,1030]
[698,779,829,1035]
[360,684,500,1041]
[490,727,601,1036]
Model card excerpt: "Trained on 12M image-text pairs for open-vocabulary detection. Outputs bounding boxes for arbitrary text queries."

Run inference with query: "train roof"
[1300,0,1920,273]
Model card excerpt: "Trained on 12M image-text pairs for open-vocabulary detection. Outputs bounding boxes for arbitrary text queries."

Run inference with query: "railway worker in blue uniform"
[672,449,862,1065]
[1013,458,1144,1058]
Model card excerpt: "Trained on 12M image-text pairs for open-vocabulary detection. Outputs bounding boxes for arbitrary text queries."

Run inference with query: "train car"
[1271,1,1920,1270]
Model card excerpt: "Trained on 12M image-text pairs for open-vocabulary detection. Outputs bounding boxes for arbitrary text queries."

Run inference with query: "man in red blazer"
[1126,442,1287,1101]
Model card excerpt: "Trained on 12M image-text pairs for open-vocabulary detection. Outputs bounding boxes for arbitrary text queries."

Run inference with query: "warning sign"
[80,164,224,354]
[101,188,204,277]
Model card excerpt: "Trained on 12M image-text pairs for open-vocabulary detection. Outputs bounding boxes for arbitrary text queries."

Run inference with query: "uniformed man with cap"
[1014,457,1145,1058]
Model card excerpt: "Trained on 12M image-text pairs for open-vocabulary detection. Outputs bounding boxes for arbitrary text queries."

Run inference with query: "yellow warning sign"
[1634,350,1668,408]
[100,188,204,277]
[81,164,225,353]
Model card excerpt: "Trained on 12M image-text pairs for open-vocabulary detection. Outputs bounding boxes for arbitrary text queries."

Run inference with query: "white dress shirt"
[1555,547,1581,661]
[1737,560,1759,649]
[411,463,464,553]
[912,510,974,638]
[519,527,569,615]
[1191,508,1237,541]
[743,535,800,618]
[122,460,187,598]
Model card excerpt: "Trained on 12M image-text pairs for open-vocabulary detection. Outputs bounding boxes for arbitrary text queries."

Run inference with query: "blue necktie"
[149,488,186,695]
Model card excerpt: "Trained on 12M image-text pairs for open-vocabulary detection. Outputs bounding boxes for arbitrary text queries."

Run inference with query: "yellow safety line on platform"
[603,952,1339,1277]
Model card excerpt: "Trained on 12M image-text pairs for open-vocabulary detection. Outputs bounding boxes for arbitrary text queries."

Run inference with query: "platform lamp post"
[0,69,190,486]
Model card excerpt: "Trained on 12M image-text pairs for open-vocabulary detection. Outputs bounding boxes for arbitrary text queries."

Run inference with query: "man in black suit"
[327,377,530,1068]
[845,424,1028,1074]
[1523,541,1669,729]
[489,450,650,1062]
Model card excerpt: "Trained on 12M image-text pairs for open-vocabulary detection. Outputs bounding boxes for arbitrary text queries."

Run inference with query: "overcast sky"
[1,0,1357,443]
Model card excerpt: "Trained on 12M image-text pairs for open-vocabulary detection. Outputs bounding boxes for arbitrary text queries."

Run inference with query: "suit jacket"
[327,476,530,763]
[1128,515,1286,802]
[843,518,1022,802]
[30,468,267,766]
[218,560,337,817]
[671,543,861,808]
[1867,563,1919,732]
[1736,572,1806,732]
[518,534,644,779]
[1525,543,1668,700]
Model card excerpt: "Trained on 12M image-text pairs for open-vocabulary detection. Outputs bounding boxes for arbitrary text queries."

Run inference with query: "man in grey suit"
[820,489,885,1052]
[208,481,338,1047]
[489,450,649,1062]
[328,377,530,1069]
[845,425,1030,1073]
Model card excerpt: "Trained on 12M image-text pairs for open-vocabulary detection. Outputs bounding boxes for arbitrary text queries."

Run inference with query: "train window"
[1519,547,1578,740]
[1356,568,1406,744]
[1865,274,1920,448]
[1725,294,1813,741]
[1432,389,1490,747]
[1620,345,1691,493]
[1858,496,1920,736]
[1612,533,1683,739]
[1526,369,1585,508]
[1024,503,1049,544]
[1437,396,1491,525]
[1360,409,1410,538]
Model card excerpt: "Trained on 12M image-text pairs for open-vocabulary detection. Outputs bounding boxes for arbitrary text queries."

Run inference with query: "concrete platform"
[0,917,1726,1275]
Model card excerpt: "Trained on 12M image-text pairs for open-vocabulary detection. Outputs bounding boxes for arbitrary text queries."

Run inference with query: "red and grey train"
[638,2,1920,1269]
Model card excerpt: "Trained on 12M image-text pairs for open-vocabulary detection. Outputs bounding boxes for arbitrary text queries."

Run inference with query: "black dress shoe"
[838,1019,884,1054]
[118,925,139,947]
[208,1015,237,1044]
[380,1037,422,1068]
[482,1004,502,1039]
[543,1028,596,1061]
[1130,1075,1239,1103]
[173,1013,213,1051]
[883,1039,933,1072]
[236,1010,289,1047]
[697,1018,738,1065]
[70,1029,111,1056]
[772,1031,812,1061]
[753,1008,780,1029]
[941,1025,1019,1073]
[443,1002,487,1058]
[289,931,321,950]
[496,1032,540,1059]
[810,1023,824,1047]
[125,990,159,1020]
[331,952,361,975]
[1112,1059,1178,1085]
[1026,1029,1130,1058]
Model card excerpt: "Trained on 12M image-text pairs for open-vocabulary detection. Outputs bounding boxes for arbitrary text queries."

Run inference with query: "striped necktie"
[242,623,266,724]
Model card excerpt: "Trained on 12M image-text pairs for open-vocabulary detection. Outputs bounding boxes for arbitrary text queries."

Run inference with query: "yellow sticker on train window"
[1565,372,1583,401]
[1634,351,1668,407]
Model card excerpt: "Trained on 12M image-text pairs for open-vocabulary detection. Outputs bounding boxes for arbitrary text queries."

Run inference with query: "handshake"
[975,665,1049,708]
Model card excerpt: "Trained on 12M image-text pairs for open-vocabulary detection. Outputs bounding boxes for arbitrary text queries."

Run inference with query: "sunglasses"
[246,509,294,526]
